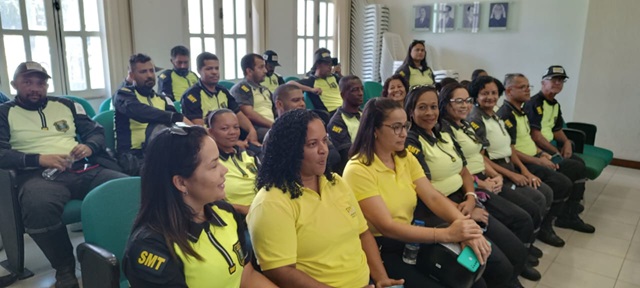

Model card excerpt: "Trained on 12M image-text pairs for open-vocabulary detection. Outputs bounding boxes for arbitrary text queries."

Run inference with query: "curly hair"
[257,109,333,199]
[468,75,504,100]
[381,74,409,98]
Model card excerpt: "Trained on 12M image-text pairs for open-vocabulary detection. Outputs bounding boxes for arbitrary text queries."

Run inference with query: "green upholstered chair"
[362,81,383,109]
[284,76,300,82]
[99,98,112,113]
[77,177,141,288]
[218,80,235,91]
[92,111,115,151]
[63,95,96,118]
[173,100,182,113]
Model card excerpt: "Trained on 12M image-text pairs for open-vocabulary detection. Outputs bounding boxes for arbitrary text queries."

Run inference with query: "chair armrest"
[77,243,120,288]
[566,122,597,145]
[0,169,27,275]
[562,128,586,154]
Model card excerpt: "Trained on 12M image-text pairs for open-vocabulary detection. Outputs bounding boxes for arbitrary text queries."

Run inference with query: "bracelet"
[465,192,477,200]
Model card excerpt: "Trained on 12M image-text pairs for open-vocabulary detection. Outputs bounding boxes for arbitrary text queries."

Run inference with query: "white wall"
[369,0,589,121]
[574,0,640,161]
[264,0,298,77]
[130,0,188,70]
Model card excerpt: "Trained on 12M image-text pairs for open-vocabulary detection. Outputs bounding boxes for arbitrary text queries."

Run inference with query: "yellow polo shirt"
[480,116,512,160]
[413,132,464,196]
[408,66,434,87]
[247,174,370,288]
[220,150,258,206]
[451,126,485,175]
[343,152,425,236]
[540,101,559,142]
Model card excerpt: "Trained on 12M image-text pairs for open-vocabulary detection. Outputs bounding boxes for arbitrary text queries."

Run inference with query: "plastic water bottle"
[402,219,425,265]
[42,156,75,181]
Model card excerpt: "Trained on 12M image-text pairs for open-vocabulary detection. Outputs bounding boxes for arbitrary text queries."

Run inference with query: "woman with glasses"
[123,124,275,287]
[438,82,546,281]
[382,74,409,106]
[403,85,528,287]
[343,97,487,288]
[206,109,259,216]
[395,40,435,88]
[247,109,403,288]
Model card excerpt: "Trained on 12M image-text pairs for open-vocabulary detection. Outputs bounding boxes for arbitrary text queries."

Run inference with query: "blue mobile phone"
[457,246,480,272]
[551,154,563,164]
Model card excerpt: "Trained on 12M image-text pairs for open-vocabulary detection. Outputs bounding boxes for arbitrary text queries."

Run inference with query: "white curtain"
[102,0,134,95]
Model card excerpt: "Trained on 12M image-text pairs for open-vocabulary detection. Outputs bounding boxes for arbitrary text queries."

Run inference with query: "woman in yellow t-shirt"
[343,98,489,288]
[206,109,260,216]
[381,74,409,107]
[247,109,403,288]
[123,125,274,287]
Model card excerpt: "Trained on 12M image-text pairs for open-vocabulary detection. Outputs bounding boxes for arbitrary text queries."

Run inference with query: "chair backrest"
[82,177,141,284]
[92,111,115,151]
[362,81,383,108]
[173,100,182,113]
[218,81,235,91]
[63,95,97,118]
[284,76,300,83]
[303,92,315,110]
[99,98,112,113]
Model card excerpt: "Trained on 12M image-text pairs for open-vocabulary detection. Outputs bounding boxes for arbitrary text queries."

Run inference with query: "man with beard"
[0,61,127,287]
[260,50,285,93]
[157,45,199,101]
[327,75,364,174]
[230,53,275,142]
[114,54,192,175]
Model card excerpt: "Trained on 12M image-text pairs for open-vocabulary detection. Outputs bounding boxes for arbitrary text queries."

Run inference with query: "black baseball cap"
[263,50,281,66]
[314,48,332,64]
[542,65,569,79]
[13,61,51,81]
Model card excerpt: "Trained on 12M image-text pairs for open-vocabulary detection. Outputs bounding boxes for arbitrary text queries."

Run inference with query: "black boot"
[530,245,543,258]
[537,216,565,247]
[527,254,539,267]
[29,226,79,288]
[520,264,542,281]
[555,201,595,233]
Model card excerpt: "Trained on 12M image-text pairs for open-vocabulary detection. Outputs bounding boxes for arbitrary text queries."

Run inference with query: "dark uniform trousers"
[417,190,528,288]
[17,167,126,270]
[557,154,587,202]
[523,164,572,218]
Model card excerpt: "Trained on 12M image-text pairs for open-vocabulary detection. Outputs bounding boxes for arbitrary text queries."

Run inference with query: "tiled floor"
[1,166,639,287]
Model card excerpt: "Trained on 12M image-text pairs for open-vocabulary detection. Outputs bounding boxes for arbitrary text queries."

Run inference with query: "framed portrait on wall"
[413,5,432,30]
[489,2,509,29]
[461,2,480,32]
[434,3,455,32]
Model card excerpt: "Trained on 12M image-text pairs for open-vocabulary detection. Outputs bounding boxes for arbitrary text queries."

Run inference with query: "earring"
[182,191,189,196]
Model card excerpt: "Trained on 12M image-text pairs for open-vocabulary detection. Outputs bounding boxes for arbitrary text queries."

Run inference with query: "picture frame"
[434,3,455,33]
[413,5,432,31]
[460,2,480,32]
[488,2,509,29]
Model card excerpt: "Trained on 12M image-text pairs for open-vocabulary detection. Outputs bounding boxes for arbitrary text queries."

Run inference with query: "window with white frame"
[188,0,251,80]
[296,0,335,75]
[0,0,108,97]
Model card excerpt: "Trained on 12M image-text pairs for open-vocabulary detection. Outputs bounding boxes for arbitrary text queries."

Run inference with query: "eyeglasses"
[450,98,474,105]
[543,77,568,83]
[169,122,191,136]
[383,121,412,135]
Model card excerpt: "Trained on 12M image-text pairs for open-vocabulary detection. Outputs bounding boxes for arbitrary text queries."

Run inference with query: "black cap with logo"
[13,61,51,81]
[263,50,281,66]
[542,65,569,79]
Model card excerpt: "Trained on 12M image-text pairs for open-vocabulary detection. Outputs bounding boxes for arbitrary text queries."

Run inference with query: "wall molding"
[611,158,640,170]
